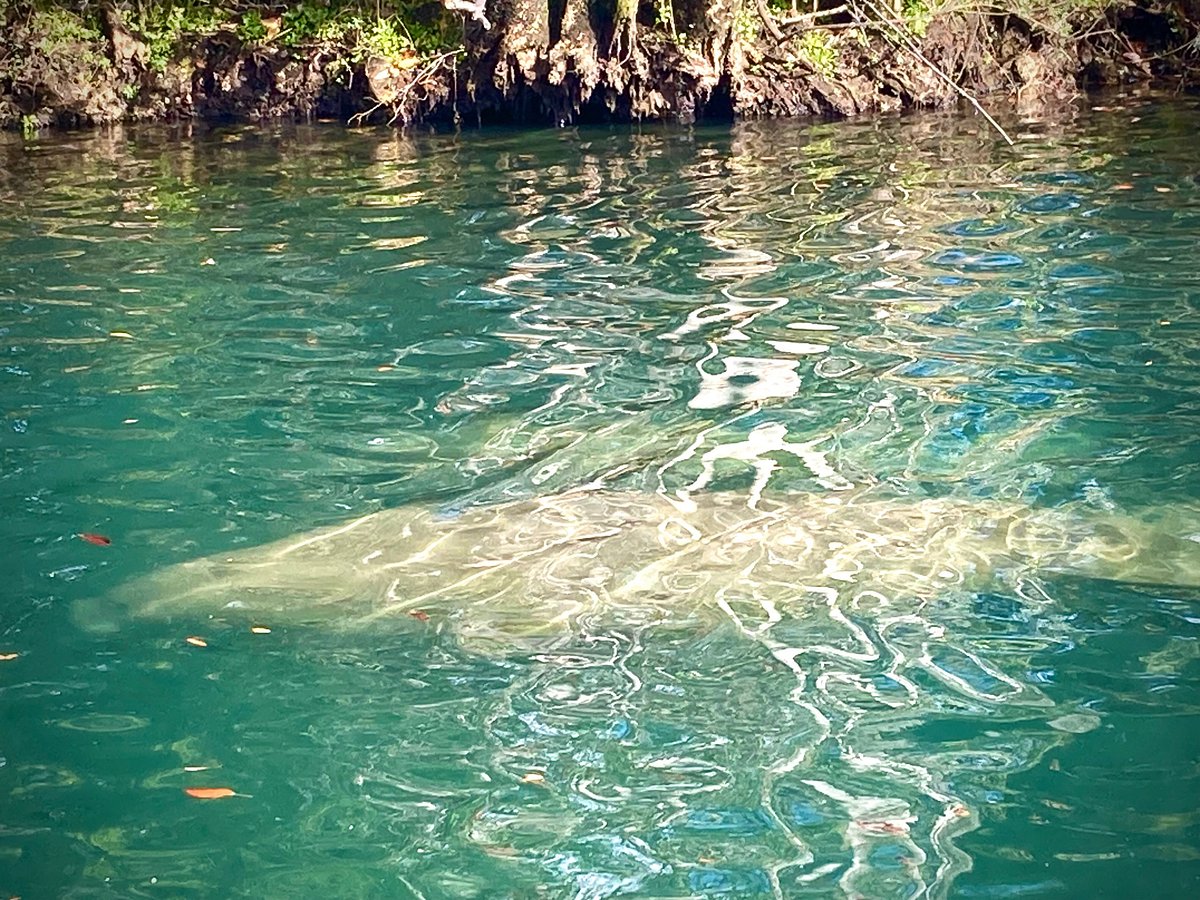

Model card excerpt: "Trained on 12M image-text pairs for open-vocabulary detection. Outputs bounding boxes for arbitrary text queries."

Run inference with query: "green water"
[2,98,1200,898]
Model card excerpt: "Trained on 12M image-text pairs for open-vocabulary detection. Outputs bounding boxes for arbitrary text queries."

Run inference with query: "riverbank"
[3,1,1198,133]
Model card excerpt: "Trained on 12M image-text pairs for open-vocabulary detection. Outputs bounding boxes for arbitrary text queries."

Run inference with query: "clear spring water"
[2,97,1199,898]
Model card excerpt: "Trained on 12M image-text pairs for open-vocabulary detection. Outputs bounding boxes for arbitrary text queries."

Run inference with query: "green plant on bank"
[733,3,761,44]
[901,0,933,36]
[20,113,38,138]
[352,16,411,60]
[0,5,111,107]
[278,0,343,46]
[798,28,838,77]
[27,6,110,72]
[133,2,228,72]
[654,0,677,36]
[237,8,270,43]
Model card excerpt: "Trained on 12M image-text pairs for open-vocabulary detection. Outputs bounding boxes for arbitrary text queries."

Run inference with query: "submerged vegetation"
[1,0,1198,129]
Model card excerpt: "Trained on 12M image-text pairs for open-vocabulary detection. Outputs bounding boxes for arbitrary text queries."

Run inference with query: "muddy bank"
[2,1,1199,132]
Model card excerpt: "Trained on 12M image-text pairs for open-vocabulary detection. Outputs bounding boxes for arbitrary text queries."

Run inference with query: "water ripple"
[3,100,1200,897]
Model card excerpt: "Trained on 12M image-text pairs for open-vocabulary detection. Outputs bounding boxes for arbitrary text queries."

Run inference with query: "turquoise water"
[2,98,1200,897]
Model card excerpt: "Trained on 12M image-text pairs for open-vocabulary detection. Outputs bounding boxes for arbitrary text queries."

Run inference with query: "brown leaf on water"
[78,532,112,546]
[185,636,208,648]
[184,787,236,800]
[408,610,430,622]
[1113,183,1134,191]
[250,626,271,634]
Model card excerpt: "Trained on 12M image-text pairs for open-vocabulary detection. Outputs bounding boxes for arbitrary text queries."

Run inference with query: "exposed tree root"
[1,1,1198,131]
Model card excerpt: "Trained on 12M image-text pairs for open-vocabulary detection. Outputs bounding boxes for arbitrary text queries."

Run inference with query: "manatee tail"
[1008,502,1200,589]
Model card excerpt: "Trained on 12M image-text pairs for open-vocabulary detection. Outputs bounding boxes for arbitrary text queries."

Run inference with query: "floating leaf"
[250,626,271,635]
[520,772,545,784]
[0,652,19,661]
[376,365,394,372]
[184,787,236,800]
[200,257,216,266]
[185,636,208,648]
[408,610,430,622]
[1054,852,1122,862]
[78,532,112,546]
[1113,183,1134,191]
[109,331,134,339]
[1048,712,1100,734]
[182,765,210,772]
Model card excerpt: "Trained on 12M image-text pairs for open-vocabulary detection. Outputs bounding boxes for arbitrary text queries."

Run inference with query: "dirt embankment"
[2,1,1199,132]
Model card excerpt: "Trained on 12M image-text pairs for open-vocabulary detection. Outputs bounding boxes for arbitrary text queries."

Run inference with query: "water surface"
[2,98,1200,897]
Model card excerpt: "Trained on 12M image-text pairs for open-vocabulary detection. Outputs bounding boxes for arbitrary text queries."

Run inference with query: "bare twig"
[348,99,386,126]
[347,48,464,127]
[386,49,464,126]
[759,1,852,45]
[778,3,850,27]
[754,0,787,42]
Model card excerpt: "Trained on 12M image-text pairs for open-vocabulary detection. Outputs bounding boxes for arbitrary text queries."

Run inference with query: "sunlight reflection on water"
[2,97,1200,898]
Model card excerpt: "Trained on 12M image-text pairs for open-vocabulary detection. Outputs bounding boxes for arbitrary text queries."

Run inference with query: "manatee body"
[81,489,1200,651]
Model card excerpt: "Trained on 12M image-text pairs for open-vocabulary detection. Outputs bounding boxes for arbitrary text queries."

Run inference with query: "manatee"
[78,487,1200,653]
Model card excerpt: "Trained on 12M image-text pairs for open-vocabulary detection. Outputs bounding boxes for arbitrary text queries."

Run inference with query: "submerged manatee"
[81,489,1200,652]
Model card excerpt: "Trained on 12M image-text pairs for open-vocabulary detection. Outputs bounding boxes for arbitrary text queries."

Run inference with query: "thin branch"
[386,49,464,126]
[754,0,786,43]
[778,4,850,27]
[348,99,386,126]
[857,0,1014,145]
